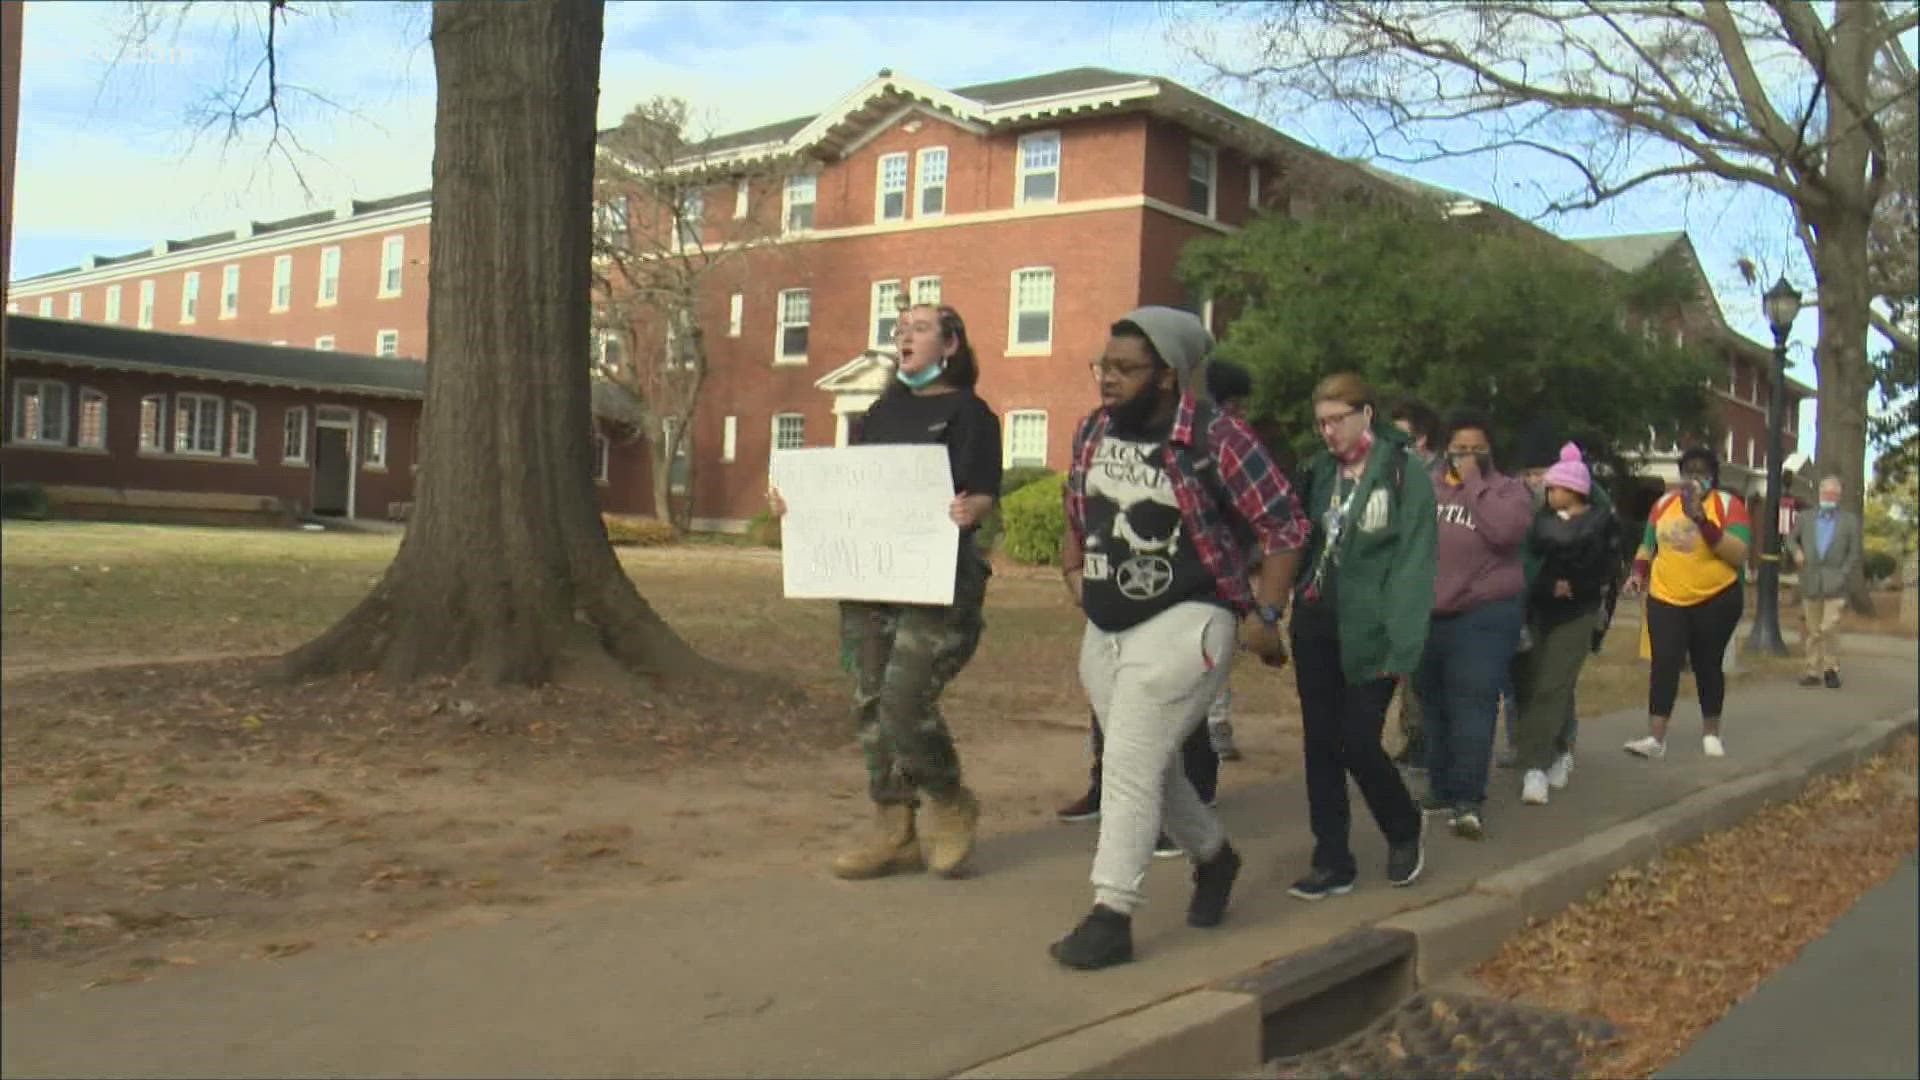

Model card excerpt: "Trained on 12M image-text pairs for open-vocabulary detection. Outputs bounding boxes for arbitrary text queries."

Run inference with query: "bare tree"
[282,0,712,688]
[1182,0,1918,602]
[591,99,789,532]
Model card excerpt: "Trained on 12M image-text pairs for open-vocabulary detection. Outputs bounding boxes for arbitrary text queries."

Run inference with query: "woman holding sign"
[772,303,1002,881]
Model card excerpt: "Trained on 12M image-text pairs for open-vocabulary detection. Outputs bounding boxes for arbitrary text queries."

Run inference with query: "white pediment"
[814,350,897,395]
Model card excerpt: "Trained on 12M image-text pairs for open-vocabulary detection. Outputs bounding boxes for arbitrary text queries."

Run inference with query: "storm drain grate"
[1259,989,1617,1079]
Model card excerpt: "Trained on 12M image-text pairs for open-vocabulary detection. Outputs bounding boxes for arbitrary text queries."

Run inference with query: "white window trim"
[76,387,107,450]
[271,254,293,311]
[875,152,909,224]
[721,415,738,463]
[363,411,389,471]
[910,275,942,307]
[104,284,122,323]
[284,406,310,465]
[733,177,750,220]
[139,393,168,454]
[771,412,806,455]
[315,335,336,351]
[915,146,948,218]
[1188,140,1218,220]
[220,264,241,318]
[775,287,810,366]
[1248,162,1261,210]
[593,431,610,484]
[376,329,400,357]
[318,246,342,306]
[11,378,70,446]
[783,174,817,235]
[1015,130,1062,207]
[180,271,200,323]
[229,401,258,460]
[174,392,225,457]
[728,292,744,338]
[379,235,406,298]
[1006,266,1056,356]
[673,190,704,253]
[36,297,52,316]
[871,279,902,349]
[138,280,156,328]
[1004,409,1049,469]
[67,291,82,318]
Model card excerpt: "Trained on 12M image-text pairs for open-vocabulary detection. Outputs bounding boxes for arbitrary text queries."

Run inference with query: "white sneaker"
[1546,753,1573,789]
[1624,736,1666,759]
[1521,770,1550,805]
[1703,735,1726,758]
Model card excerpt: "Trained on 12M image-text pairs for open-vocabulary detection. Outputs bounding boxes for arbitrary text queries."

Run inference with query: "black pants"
[1292,607,1422,876]
[1646,584,1744,720]
[1088,707,1218,807]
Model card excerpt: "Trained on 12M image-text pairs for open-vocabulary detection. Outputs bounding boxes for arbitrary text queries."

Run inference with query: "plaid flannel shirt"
[1065,393,1310,615]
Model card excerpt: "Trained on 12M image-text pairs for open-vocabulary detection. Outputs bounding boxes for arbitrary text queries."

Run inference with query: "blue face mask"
[896,361,945,390]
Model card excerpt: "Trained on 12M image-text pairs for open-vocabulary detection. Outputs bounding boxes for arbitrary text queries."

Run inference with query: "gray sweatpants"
[1080,601,1235,915]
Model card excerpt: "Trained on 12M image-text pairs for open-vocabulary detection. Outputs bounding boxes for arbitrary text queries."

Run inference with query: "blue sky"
[9,0,1823,441]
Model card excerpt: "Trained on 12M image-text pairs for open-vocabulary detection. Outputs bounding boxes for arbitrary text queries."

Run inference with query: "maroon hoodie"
[1430,466,1533,615]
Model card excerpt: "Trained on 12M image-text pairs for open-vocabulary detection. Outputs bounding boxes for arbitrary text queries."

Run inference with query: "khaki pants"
[1802,596,1846,676]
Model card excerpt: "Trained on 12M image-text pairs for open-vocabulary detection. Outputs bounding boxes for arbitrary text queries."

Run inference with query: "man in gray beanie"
[1050,307,1311,970]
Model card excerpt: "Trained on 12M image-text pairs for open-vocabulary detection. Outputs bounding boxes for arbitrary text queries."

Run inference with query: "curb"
[948,705,1918,1079]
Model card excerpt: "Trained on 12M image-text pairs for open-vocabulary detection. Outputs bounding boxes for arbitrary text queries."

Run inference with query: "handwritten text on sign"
[770,445,958,605]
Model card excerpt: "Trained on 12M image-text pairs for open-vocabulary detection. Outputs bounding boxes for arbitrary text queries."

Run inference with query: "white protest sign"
[770,444,958,605]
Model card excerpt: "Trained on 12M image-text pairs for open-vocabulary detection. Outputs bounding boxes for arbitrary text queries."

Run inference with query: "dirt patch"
[1470,734,1920,1078]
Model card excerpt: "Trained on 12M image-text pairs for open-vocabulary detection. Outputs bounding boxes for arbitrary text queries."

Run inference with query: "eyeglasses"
[1314,409,1360,433]
[1089,359,1157,379]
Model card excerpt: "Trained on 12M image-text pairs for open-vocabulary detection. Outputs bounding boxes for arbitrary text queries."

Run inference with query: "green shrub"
[747,509,782,549]
[974,467,1056,553]
[602,515,678,547]
[999,466,1056,500]
[1,483,50,520]
[1865,550,1898,583]
[1001,473,1067,566]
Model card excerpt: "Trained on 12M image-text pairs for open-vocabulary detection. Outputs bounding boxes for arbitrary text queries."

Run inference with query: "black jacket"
[1528,506,1620,627]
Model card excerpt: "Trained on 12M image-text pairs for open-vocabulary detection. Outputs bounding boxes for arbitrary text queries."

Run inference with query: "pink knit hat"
[1543,443,1591,495]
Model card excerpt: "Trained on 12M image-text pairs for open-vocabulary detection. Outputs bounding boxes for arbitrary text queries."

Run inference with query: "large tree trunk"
[284,0,710,688]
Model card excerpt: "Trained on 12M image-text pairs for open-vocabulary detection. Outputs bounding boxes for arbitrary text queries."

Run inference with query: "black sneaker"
[1049,905,1133,970]
[1800,674,1824,688]
[1387,824,1425,887]
[1153,833,1182,859]
[1057,790,1100,822]
[1450,808,1486,841]
[1287,867,1356,901]
[1187,842,1241,928]
[1825,670,1842,689]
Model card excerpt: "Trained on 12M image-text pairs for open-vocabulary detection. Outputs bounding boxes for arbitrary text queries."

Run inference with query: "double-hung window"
[180,272,200,322]
[1006,411,1048,468]
[872,281,902,348]
[11,379,68,445]
[272,255,293,310]
[1017,132,1060,205]
[1187,141,1217,217]
[1009,267,1055,351]
[221,264,241,317]
[876,153,909,222]
[174,393,224,455]
[776,288,810,362]
[916,147,947,216]
[379,236,405,296]
[783,175,816,233]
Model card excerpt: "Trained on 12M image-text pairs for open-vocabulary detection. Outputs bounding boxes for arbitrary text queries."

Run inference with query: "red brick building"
[8,66,1811,532]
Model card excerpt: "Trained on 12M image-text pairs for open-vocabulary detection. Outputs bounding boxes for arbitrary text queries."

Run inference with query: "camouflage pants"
[840,597,985,805]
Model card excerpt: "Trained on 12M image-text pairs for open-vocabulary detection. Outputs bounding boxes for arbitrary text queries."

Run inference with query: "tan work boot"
[830,803,923,880]
[919,787,980,878]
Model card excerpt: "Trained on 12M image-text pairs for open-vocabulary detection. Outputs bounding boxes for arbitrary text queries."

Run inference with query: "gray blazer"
[1792,507,1862,600]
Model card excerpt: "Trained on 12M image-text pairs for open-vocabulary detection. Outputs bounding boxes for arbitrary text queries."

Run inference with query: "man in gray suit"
[1791,475,1862,689]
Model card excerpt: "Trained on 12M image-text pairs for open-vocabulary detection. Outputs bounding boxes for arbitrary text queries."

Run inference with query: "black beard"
[1106,382,1166,437]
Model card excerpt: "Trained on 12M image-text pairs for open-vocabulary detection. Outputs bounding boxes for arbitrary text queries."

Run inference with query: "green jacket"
[1522,482,1615,589]
[1294,426,1439,685]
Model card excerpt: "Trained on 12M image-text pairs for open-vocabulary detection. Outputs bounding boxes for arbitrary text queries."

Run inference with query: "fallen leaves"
[1475,734,1919,1079]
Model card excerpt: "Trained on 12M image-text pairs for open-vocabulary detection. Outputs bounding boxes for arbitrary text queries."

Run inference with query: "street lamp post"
[1747,276,1802,656]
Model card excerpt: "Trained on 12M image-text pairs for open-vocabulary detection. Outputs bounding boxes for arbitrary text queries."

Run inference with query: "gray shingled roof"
[1568,231,1689,273]
[5,314,426,399]
[953,67,1147,105]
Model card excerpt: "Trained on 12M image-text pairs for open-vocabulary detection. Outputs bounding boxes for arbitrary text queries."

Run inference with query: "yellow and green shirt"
[1642,489,1751,606]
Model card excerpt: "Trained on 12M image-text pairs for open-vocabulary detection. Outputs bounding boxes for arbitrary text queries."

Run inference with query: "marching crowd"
[771,299,1859,972]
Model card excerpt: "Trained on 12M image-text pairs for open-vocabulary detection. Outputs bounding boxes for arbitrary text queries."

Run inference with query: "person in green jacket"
[1285,372,1437,901]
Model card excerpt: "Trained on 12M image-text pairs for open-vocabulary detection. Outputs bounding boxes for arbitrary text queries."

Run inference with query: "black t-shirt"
[1079,420,1220,632]
[854,385,1002,598]
[1293,467,1359,639]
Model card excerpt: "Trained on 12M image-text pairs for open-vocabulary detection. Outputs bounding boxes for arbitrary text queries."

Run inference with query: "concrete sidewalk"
[1658,857,1920,1079]
[2,657,1915,1079]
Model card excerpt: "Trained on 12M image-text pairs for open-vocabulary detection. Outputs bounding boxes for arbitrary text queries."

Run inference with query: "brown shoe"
[830,803,923,880]
[919,787,981,878]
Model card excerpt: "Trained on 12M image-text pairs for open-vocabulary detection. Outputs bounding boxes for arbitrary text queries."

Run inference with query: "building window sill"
[1006,344,1052,357]
[362,465,389,474]
[773,357,809,368]
[377,291,402,301]
[283,458,309,468]
[5,441,106,455]
[316,298,339,309]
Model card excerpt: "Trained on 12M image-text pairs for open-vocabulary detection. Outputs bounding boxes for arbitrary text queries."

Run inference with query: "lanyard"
[1305,471,1365,600]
